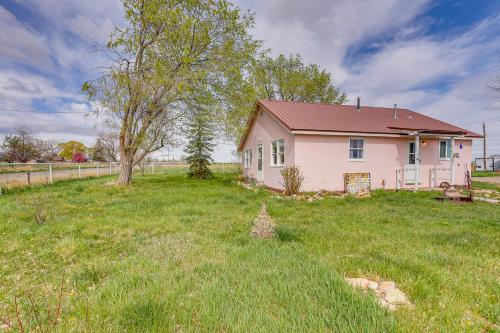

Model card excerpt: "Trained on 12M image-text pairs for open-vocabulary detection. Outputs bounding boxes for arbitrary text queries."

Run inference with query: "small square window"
[439,140,451,159]
[349,139,365,160]
[271,139,284,166]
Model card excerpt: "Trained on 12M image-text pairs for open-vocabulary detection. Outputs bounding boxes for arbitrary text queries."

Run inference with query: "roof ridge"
[259,99,411,111]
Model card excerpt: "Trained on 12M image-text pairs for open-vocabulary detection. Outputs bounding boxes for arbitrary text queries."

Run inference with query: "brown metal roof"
[238,100,481,151]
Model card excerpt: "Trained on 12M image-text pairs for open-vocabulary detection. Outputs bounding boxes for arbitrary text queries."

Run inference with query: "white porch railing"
[431,167,451,187]
[396,167,451,189]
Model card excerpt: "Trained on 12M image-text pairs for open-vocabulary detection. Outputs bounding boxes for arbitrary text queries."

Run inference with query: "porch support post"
[415,135,420,191]
[450,137,455,186]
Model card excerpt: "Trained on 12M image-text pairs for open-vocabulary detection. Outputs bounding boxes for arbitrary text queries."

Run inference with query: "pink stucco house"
[238,99,481,192]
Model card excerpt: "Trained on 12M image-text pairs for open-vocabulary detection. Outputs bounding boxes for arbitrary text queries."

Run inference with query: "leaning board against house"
[238,99,481,192]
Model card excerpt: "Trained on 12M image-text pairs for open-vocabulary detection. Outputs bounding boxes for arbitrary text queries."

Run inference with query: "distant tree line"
[0,126,122,163]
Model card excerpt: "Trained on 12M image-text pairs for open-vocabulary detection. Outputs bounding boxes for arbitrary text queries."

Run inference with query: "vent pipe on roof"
[357,97,361,111]
[393,104,398,119]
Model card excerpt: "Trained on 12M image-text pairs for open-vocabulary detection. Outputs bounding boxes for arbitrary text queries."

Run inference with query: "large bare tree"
[83,0,258,184]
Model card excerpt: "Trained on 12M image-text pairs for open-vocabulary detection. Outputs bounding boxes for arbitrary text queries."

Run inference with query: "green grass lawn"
[472,171,500,177]
[473,180,500,192]
[0,171,498,332]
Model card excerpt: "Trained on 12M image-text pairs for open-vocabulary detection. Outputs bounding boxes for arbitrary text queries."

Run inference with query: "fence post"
[27,171,31,187]
[96,164,99,177]
[49,163,53,184]
[109,163,112,175]
[78,165,81,179]
[114,163,117,174]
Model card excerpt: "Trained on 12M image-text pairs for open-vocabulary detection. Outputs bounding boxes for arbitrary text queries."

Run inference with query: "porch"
[393,131,464,190]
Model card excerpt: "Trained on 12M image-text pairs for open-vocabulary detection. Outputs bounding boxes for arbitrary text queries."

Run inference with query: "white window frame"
[408,141,417,164]
[348,138,365,161]
[439,140,452,160]
[244,149,252,168]
[270,139,285,167]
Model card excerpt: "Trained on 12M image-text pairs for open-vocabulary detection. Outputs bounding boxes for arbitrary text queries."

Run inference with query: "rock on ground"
[346,277,412,311]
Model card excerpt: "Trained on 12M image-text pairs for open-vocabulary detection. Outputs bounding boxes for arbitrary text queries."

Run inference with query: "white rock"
[384,288,409,305]
[346,277,371,289]
[368,281,379,290]
[378,281,396,290]
[378,298,396,311]
[347,277,412,310]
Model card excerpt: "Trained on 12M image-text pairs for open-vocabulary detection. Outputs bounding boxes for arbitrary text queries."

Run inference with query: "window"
[349,138,365,160]
[408,142,416,164]
[244,149,252,168]
[439,140,452,159]
[271,139,285,166]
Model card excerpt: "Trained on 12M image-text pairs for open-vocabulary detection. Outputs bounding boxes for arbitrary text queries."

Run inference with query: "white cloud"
[20,0,122,42]
[0,110,100,144]
[418,73,500,156]
[66,15,116,44]
[0,6,53,68]
[0,69,100,144]
[0,70,77,109]
[237,0,500,156]
[1,0,499,159]
[239,0,431,84]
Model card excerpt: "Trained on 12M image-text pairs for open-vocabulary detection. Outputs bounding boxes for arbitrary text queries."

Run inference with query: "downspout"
[450,137,455,186]
[415,135,420,191]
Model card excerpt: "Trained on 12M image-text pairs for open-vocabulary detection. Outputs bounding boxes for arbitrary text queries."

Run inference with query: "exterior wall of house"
[241,107,295,189]
[293,135,473,192]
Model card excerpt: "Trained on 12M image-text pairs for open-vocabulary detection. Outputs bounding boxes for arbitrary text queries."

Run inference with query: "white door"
[404,142,420,184]
[257,144,263,182]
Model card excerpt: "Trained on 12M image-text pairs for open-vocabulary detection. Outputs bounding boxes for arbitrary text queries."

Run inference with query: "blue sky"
[1,0,499,160]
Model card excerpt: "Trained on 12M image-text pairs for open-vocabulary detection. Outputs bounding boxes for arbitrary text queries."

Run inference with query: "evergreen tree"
[184,112,215,179]
[91,139,106,162]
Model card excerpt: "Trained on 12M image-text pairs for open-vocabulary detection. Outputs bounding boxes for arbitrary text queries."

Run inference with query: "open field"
[0,171,498,332]
[0,163,238,190]
[0,163,111,175]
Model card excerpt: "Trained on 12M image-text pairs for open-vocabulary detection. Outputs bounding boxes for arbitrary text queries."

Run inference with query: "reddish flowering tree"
[72,152,87,163]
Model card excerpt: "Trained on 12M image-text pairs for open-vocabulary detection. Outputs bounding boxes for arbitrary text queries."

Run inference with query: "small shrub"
[73,185,85,192]
[280,165,304,196]
[0,272,67,332]
[18,193,51,225]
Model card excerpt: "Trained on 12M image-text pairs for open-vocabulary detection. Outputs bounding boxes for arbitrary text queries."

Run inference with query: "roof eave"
[237,100,293,151]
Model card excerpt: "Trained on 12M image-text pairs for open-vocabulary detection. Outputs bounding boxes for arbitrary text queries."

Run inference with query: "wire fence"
[0,161,240,194]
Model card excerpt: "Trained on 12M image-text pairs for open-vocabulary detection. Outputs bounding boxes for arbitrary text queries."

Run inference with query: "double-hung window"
[349,138,365,160]
[271,139,285,166]
[439,140,452,159]
[244,149,252,168]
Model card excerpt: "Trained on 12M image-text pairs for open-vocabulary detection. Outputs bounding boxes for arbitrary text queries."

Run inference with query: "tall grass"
[0,172,498,332]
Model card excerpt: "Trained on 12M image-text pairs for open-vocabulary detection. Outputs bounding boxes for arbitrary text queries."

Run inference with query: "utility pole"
[483,122,487,171]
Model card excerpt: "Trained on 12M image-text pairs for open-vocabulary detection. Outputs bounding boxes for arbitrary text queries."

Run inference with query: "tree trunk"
[119,158,134,184]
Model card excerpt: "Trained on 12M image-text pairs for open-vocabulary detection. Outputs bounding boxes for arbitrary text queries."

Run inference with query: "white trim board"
[291,130,475,140]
